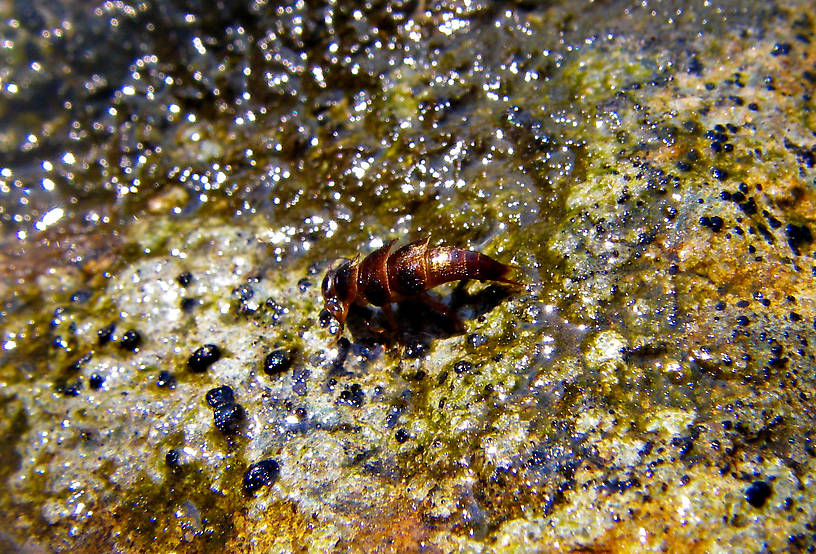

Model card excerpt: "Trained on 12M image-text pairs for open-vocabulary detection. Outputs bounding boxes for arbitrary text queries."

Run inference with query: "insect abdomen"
[425,247,515,288]
[385,238,517,297]
[386,240,427,297]
[357,240,396,306]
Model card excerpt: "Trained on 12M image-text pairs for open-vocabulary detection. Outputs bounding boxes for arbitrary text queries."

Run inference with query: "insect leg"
[418,293,464,331]
[377,304,394,330]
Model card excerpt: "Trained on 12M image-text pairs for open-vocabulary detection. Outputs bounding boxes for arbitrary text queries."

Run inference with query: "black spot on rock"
[706,130,727,142]
[771,43,791,56]
[756,223,775,245]
[165,449,181,468]
[700,216,724,232]
[468,334,487,348]
[188,344,221,372]
[119,329,141,352]
[671,436,694,459]
[89,374,104,390]
[205,385,235,409]
[763,212,782,229]
[242,459,280,494]
[338,383,364,408]
[738,198,757,215]
[395,428,410,443]
[264,349,293,376]
[213,403,244,434]
[454,360,473,374]
[97,324,116,345]
[156,370,176,389]
[604,476,641,493]
[404,341,428,359]
[745,480,772,508]
[711,167,728,181]
[785,223,812,256]
[176,272,193,287]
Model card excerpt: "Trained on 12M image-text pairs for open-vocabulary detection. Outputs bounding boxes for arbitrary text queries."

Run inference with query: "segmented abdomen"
[358,240,395,306]
[386,240,426,297]
[425,247,514,288]
[384,238,516,297]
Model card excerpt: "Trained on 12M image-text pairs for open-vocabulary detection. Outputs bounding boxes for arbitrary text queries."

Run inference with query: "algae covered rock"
[0,0,815,551]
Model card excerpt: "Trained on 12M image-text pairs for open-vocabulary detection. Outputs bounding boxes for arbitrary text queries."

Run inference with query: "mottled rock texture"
[1,0,815,551]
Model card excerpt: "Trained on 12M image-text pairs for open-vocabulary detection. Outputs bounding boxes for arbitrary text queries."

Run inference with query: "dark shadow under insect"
[339,282,517,347]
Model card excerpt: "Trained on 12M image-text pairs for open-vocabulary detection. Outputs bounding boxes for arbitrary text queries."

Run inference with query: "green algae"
[0,400,27,482]
[116,462,240,552]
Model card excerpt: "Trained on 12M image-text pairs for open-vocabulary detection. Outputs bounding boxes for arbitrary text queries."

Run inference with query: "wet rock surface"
[1,0,815,551]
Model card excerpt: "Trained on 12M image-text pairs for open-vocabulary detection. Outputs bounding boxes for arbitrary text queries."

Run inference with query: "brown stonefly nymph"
[321,237,521,341]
